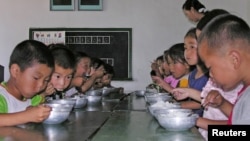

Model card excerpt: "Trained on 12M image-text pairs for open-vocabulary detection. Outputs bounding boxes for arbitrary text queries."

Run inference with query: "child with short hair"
[0,40,54,126]
[77,57,105,92]
[64,51,92,97]
[42,43,76,100]
[198,14,250,124]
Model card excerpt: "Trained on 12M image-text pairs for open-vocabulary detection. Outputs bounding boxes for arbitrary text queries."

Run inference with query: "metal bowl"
[43,103,73,124]
[86,95,102,104]
[102,87,116,96]
[133,90,146,97]
[85,89,102,96]
[71,95,88,109]
[148,102,181,117]
[144,93,172,105]
[47,99,76,107]
[155,109,198,131]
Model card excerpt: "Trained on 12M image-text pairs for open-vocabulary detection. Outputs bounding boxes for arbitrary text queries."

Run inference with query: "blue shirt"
[188,69,209,91]
[188,68,209,117]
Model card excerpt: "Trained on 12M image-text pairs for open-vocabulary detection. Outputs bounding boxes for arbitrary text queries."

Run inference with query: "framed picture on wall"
[78,0,103,11]
[50,0,74,11]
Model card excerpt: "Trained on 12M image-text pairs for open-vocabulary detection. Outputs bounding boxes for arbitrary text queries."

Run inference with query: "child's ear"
[229,50,240,70]
[10,64,21,78]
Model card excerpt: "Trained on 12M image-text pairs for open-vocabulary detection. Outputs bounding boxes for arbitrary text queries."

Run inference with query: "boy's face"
[198,40,240,91]
[75,57,91,77]
[13,63,53,99]
[50,64,74,91]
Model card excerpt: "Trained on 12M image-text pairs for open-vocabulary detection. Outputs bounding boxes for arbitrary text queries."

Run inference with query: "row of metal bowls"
[43,88,117,124]
[86,87,119,97]
[133,90,198,131]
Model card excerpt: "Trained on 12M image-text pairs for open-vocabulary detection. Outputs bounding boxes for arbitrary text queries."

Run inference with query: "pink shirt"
[198,79,243,140]
[164,75,179,88]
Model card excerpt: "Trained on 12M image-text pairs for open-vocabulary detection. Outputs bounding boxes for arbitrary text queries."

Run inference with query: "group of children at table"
[149,0,250,140]
[0,40,121,126]
[1,0,250,140]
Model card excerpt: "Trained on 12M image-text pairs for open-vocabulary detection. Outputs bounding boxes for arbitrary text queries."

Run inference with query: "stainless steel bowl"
[71,96,88,109]
[133,90,146,97]
[102,87,116,96]
[43,103,73,124]
[86,95,102,104]
[155,109,198,131]
[47,99,76,108]
[144,93,172,105]
[148,102,181,117]
[86,89,102,96]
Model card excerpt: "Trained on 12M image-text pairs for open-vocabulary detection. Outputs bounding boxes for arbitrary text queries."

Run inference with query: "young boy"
[198,14,250,124]
[42,44,76,100]
[0,40,54,126]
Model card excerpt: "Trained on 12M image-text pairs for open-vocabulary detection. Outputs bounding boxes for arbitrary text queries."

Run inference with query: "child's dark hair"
[9,40,54,71]
[163,49,169,62]
[91,57,105,70]
[198,14,250,51]
[167,43,187,64]
[48,43,76,70]
[156,55,164,62]
[104,63,115,77]
[182,0,207,13]
[185,27,197,39]
[74,51,91,64]
[185,27,207,73]
[197,9,229,31]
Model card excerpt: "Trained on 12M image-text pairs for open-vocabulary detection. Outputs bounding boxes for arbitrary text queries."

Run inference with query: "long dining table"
[0,91,206,141]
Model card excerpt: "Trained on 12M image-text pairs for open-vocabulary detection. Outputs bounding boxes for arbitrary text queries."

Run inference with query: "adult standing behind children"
[0,40,54,126]
[198,14,250,124]
[182,0,208,24]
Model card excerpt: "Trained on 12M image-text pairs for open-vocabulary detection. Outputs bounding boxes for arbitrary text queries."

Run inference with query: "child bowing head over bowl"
[0,39,54,126]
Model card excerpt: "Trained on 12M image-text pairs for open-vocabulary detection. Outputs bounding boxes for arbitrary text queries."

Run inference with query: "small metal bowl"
[86,95,102,104]
[144,93,172,105]
[71,95,88,109]
[102,87,116,96]
[155,109,198,131]
[43,103,73,124]
[148,102,181,117]
[133,90,146,97]
[85,89,102,96]
[48,99,76,106]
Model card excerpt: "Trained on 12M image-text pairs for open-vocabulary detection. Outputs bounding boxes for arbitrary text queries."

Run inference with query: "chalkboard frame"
[29,28,133,81]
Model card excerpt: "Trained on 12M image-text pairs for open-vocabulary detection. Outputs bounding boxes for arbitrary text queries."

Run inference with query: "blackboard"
[29,28,132,80]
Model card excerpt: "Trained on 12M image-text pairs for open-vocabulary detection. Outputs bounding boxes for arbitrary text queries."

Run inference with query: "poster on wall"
[32,31,66,45]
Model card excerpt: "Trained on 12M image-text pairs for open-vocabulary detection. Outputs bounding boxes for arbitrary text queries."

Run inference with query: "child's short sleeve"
[31,95,44,106]
[0,95,8,113]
